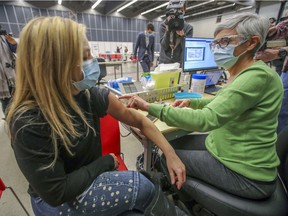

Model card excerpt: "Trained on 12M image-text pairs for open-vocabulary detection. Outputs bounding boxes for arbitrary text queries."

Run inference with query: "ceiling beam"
[133,1,163,16]
[225,0,255,6]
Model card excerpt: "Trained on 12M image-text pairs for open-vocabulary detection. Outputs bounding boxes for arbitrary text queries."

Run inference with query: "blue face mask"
[212,43,247,70]
[73,58,100,91]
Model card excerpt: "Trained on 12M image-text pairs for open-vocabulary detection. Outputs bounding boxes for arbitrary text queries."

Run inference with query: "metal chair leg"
[6,187,30,216]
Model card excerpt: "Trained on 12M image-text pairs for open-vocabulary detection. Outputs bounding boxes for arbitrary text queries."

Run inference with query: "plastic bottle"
[191,74,207,94]
[182,74,190,92]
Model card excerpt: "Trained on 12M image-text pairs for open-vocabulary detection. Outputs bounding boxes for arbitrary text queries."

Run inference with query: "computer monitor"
[183,37,218,72]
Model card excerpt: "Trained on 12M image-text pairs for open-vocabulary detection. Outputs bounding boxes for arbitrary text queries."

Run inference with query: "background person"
[123,45,129,61]
[159,0,193,66]
[133,22,155,73]
[116,45,121,53]
[0,27,17,117]
[121,13,282,201]
[254,11,288,134]
[6,16,187,216]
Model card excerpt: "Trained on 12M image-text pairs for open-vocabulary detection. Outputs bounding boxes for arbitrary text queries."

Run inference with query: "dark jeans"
[0,86,13,116]
[0,96,11,116]
[31,171,154,216]
[165,134,276,200]
[140,55,151,73]
[277,72,288,134]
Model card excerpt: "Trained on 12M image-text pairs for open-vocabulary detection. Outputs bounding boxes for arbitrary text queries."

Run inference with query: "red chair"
[98,53,107,59]
[100,115,128,171]
[110,54,116,61]
[0,177,30,216]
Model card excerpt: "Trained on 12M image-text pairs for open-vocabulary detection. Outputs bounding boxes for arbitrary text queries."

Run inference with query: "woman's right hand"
[5,35,17,45]
[118,95,149,112]
[165,151,186,190]
[109,153,120,169]
[172,99,190,108]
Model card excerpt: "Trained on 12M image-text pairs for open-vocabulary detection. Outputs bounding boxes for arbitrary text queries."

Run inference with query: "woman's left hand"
[118,95,149,111]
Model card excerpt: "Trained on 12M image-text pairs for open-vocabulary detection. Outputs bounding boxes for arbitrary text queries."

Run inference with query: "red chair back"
[100,115,127,170]
[0,177,6,198]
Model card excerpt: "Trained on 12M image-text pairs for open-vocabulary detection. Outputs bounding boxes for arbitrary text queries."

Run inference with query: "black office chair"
[97,57,107,85]
[182,126,288,216]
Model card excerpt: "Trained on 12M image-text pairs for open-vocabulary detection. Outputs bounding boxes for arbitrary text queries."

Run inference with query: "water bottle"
[191,74,207,94]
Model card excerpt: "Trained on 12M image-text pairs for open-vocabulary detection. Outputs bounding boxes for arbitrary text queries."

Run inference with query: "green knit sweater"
[148,61,283,182]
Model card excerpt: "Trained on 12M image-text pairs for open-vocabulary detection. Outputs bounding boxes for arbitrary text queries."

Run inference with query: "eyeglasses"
[210,35,247,50]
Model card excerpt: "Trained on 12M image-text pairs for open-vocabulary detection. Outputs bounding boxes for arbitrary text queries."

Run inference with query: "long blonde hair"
[6,16,92,169]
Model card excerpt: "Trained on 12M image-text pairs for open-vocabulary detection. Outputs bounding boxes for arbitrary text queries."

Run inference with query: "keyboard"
[205,85,222,95]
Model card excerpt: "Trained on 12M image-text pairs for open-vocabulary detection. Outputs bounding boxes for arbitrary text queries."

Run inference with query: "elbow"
[37,186,69,207]
[198,121,222,132]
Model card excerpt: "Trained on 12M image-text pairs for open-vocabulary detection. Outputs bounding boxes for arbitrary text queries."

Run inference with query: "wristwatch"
[278,48,287,58]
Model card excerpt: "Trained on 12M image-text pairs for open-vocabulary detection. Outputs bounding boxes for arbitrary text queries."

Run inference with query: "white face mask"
[73,58,100,91]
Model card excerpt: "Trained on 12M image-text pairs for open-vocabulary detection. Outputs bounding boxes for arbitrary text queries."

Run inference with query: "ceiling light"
[58,0,62,5]
[117,0,138,12]
[186,0,214,10]
[141,2,169,15]
[238,5,253,11]
[91,0,102,9]
[184,3,235,18]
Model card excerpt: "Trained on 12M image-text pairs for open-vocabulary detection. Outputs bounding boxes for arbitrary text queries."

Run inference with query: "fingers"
[126,97,138,109]
[169,169,175,185]
[118,95,137,108]
[119,95,148,111]
[118,95,133,100]
[176,30,184,36]
[169,169,185,190]
[172,100,189,108]
[115,158,120,169]
[109,153,120,169]
[177,101,187,108]
[172,100,182,107]
[168,160,186,189]
[175,170,185,190]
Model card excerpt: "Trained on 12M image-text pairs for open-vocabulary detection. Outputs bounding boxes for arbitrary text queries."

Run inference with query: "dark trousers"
[0,96,11,115]
[163,134,276,200]
[140,55,151,73]
[0,87,13,116]
[278,72,288,134]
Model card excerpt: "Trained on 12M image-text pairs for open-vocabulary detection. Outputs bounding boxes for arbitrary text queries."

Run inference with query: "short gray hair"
[214,12,270,53]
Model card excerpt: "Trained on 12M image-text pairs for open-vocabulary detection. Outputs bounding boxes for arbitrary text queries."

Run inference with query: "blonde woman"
[6,17,187,216]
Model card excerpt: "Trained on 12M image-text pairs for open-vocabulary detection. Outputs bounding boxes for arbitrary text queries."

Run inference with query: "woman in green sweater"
[120,13,283,199]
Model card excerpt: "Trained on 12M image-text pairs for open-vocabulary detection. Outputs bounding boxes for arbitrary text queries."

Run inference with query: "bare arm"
[107,93,186,189]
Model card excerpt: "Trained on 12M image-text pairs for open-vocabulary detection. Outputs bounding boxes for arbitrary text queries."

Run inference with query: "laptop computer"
[204,69,224,95]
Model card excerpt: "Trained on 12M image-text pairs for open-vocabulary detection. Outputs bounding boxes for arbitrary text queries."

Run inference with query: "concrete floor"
[0,61,146,216]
